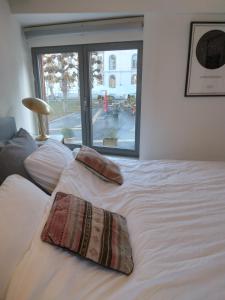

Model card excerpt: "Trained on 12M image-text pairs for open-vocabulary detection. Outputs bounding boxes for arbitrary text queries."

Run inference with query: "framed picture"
[185,22,225,97]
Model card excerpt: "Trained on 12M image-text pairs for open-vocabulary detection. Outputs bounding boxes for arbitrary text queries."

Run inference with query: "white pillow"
[0,175,49,299]
[24,139,73,193]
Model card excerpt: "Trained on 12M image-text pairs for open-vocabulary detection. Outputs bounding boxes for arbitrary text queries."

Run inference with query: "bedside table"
[34,134,64,146]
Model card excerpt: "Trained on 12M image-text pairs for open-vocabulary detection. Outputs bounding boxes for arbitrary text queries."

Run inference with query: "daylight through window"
[32,41,142,156]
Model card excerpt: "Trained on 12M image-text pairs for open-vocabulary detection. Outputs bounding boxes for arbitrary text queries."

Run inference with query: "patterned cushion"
[75,146,123,185]
[41,192,133,275]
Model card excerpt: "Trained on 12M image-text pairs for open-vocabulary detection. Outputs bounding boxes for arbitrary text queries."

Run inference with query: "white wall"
[25,13,225,161]
[27,14,225,161]
[0,0,34,132]
[8,0,225,14]
[7,0,225,161]
[140,13,225,161]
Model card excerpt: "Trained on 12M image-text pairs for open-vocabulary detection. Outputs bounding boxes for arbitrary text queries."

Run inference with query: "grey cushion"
[0,117,16,141]
[0,128,37,184]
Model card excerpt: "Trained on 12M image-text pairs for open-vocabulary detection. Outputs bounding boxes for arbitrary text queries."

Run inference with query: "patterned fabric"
[41,192,133,275]
[75,146,123,185]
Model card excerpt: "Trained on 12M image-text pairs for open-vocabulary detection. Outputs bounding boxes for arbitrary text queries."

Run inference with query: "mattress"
[5,158,225,300]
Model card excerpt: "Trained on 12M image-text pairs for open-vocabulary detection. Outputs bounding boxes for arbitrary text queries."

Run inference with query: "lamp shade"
[22,97,52,141]
[22,97,51,115]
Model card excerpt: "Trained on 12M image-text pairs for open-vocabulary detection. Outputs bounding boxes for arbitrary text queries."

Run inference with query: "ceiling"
[15,13,137,27]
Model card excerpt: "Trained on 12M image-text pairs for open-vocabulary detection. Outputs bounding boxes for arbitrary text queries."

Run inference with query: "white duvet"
[5,159,225,300]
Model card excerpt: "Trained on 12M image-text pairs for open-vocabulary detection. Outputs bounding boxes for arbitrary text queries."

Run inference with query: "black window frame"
[32,40,143,157]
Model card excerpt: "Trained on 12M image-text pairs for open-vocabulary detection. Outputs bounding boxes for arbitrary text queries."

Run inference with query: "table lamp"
[22,97,51,141]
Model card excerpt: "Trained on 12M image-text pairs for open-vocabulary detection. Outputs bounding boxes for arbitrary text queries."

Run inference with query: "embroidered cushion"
[41,192,133,275]
[75,146,123,185]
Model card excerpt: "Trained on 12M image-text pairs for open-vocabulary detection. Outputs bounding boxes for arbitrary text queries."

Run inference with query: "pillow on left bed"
[0,174,50,300]
[24,139,73,193]
[0,128,37,185]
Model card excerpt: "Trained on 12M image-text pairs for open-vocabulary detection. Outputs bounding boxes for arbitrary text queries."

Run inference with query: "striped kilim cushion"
[75,146,123,185]
[41,192,134,275]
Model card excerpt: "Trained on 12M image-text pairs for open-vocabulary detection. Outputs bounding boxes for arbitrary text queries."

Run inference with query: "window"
[109,54,116,70]
[131,54,137,69]
[131,74,137,85]
[109,75,116,88]
[32,41,143,157]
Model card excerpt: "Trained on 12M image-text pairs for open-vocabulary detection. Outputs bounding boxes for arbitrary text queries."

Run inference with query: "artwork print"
[185,22,225,96]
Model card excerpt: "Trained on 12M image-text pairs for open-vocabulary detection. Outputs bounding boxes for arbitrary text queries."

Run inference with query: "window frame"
[31,45,88,147]
[131,53,137,69]
[109,54,116,70]
[109,74,116,88]
[131,74,137,85]
[32,41,143,157]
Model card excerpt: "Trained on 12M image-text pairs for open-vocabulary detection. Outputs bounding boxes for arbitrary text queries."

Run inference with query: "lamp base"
[35,134,49,141]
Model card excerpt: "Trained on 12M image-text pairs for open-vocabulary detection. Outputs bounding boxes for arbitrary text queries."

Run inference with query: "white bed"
[2,158,225,300]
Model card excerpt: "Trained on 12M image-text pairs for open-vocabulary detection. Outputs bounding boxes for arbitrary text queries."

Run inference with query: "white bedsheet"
[6,159,225,300]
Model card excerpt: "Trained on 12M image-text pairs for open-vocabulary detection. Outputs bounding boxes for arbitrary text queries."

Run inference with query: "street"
[49,107,135,149]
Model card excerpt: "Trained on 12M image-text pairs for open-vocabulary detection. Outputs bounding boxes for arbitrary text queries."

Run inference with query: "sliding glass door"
[88,47,140,153]
[32,41,142,156]
[32,46,84,145]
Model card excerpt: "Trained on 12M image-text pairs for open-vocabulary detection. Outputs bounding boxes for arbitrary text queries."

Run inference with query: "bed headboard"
[0,117,16,141]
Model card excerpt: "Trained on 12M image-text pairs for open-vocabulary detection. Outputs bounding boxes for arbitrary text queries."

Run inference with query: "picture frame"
[185,22,225,97]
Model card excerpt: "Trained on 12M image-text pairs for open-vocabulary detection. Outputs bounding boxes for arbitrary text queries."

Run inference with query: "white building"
[44,49,138,100]
[92,49,137,99]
